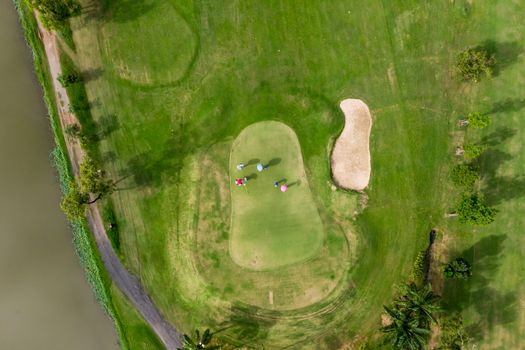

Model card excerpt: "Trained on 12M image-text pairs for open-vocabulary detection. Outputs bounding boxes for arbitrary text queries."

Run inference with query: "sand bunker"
[331,99,372,191]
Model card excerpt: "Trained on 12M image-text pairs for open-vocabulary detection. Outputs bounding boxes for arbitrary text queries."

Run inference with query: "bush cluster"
[443,258,472,279]
[450,164,479,189]
[456,47,496,82]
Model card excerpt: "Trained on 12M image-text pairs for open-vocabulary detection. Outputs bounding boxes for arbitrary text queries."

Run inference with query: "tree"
[450,164,479,188]
[31,0,81,30]
[465,112,491,129]
[443,258,472,279]
[456,47,496,82]
[462,143,485,160]
[394,283,440,327]
[381,283,440,349]
[437,313,470,350]
[178,329,220,350]
[79,157,115,203]
[57,72,82,87]
[60,182,87,220]
[64,123,82,139]
[456,194,496,225]
[382,306,431,350]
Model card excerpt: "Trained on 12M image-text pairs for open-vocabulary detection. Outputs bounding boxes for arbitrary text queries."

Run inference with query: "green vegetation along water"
[0,3,118,349]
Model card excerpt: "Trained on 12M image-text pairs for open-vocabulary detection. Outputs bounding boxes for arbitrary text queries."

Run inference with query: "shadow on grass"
[82,67,104,82]
[121,130,191,188]
[97,114,120,138]
[246,158,260,167]
[480,127,517,146]
[98,0,157,22]
[442,235,517,341]
[486,98,525,115]
[477,149,525,205]
[477,40,523,76]
[267,157,281,167]
[220,303,278,346]
[287,179,301,187]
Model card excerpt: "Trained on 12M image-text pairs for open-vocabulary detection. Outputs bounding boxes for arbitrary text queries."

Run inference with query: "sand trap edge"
[330,99,372,191]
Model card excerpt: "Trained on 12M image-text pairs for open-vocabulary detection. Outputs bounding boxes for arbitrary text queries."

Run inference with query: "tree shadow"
[486,98,525,115]
[98,0,157,22]
[442,235,517,341]
[478,40,523,76]
[82,67,104,82]
[97,114,120,139]
[477,149,525,205]
[218,303,278,345]
[480,127,517,146]
[120,131,190,188]
[476,149,512,180]
[101,150,116,163]
[483,175,525,206]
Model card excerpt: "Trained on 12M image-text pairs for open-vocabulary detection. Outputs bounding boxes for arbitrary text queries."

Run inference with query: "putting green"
[229,121,324,270]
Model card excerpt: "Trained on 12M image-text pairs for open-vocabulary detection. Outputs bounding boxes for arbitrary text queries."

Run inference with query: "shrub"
[457,194,496,225]
[57,72,82,87]
[466,112,491,129]
[437,313,470,350]
[443,258,472,279]
[64,123,81,139]
[411,250,426,280]
[450,164,479,188]
[102,203,121,256]
[463,143,485,160]
[456,47,496,82]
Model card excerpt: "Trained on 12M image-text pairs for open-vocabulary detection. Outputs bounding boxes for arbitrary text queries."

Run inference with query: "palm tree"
[178,329,220,350]
[382,306,431,350]
[395,283,441,326]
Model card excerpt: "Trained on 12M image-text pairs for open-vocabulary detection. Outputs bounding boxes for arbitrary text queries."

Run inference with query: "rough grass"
[110,285,164,350]
[229,121,324,270]
[63,0,525,348]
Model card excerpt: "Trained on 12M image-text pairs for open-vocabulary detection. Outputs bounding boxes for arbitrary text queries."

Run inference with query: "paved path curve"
[34,13,183,350]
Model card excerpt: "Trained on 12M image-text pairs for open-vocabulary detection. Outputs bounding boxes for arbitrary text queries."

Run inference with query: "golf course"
[18,0,525,348]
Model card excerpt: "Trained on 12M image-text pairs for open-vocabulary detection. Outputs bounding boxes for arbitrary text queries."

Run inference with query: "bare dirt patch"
[331,99,372,191]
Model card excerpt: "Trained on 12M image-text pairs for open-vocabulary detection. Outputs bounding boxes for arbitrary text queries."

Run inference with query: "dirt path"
[331,99,372,191]
[35,14,183,350]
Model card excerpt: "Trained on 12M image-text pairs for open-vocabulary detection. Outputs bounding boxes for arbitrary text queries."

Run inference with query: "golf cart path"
[331,99,372,191]
[35,14,183,350]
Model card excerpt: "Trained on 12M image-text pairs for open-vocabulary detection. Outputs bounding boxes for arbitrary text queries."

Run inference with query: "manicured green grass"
[229,121,323,270]
[62,0,525,348]
[100,0,197,85]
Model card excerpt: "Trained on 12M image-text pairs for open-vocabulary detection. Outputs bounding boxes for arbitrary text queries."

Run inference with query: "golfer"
[237,163,245,171]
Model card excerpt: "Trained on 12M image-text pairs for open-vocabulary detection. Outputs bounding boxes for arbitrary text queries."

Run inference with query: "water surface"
[0,3,119,349]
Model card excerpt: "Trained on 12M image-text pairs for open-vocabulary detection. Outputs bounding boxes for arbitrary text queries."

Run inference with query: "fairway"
[58,0,525,348]
[101,1,196,84]
[229,121,323,270]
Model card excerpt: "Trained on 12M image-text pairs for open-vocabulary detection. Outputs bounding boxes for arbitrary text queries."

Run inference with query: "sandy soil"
[34,12,182,349]
[331,99,372,191]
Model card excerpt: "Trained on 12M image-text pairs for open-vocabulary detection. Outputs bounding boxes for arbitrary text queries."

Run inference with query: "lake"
[0,3,119,349]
